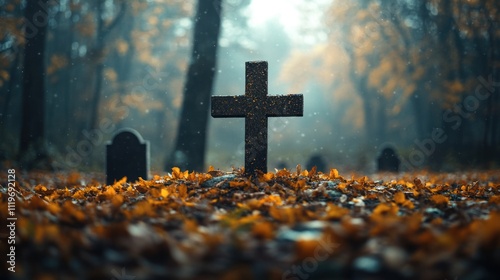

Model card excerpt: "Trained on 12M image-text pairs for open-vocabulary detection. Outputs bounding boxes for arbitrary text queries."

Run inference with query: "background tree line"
[0,0,498,173]
[283,0,499,170]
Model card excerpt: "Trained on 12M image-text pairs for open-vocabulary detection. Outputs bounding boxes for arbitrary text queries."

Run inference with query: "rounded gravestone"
[377,147,400,173]
[306,154,327,173]
[106,128,149,185]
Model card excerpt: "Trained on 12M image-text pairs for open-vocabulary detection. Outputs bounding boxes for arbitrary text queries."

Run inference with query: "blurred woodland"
[0,0,499,173]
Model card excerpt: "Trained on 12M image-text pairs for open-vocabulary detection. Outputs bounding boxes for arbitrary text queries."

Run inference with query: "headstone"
[211,61,304,175]
[306,154,327,173]
[276,161,288,170]
[106,128,149,185]
[377,147,400,172]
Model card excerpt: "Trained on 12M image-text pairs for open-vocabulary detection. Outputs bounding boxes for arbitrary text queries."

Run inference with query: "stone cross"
[106,128,149,185]
[211,61,303,175]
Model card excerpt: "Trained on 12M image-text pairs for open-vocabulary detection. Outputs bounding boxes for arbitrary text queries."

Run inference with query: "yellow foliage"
[115,39,129,55]
[6,167,500,278]
[104,68,118,83]
[373,203,399,217]
[47,55,68,75]
[329,168,340,179]
[430,194,449,206]
[122,93,163,114]
[259,172,274,182]
[394,191,406,204]
[252,222,274,240]
[324,203,349,220]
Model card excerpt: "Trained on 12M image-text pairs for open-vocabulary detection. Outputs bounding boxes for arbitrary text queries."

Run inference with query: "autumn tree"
[0,2,24,156]
[281,0,499,170]
[168,0,222,171]
[89,0,126,130]
[0,1,196,170]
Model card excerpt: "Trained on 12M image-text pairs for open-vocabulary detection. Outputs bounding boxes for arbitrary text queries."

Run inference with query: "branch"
[101,0,127,39]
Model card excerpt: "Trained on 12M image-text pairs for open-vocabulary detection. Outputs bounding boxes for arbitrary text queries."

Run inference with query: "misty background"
[0,0,499,174]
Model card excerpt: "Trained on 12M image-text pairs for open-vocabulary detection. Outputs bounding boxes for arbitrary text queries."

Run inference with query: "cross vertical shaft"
[245,62,268,174]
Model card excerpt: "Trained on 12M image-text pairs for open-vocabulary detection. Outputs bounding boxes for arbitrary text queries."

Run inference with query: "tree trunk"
[89,1,106,130]
[0,52,20,141]
[115,3,135,130]
[376,97,387,144]
[89,0,126,129]
[19,0,50,169]
[167,0,222,171]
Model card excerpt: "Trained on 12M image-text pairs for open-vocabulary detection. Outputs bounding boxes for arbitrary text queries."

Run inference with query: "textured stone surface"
[211,61,303,175]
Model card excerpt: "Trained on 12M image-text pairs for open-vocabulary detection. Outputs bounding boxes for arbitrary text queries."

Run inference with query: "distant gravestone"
[106,128,149,185]
[276,161,288,170]
[377,147,400,172]
[211,61,304,175]
[306,154,327,173]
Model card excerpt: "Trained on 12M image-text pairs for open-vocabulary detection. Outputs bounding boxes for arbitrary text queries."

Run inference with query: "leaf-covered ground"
[1,167,500,280]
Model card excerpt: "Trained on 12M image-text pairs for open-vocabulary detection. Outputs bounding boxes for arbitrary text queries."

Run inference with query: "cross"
[211,61,303,175]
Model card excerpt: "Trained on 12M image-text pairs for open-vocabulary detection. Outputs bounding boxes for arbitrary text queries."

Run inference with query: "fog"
[0,0,498,173]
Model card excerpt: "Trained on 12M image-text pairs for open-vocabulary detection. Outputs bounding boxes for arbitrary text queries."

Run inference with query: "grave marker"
[377,147,400,172]
[276,161,288,170]
[106,128,149,185]
[306,154,327,173]
[211,61,303,175]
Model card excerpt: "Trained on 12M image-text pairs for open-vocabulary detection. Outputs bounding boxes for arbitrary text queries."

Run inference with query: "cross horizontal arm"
[266,95,304,117]
[211,96,247,117]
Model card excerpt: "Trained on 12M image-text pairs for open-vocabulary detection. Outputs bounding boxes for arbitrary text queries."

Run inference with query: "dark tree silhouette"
[19,0,50,169]
[89,0,126,130]
[168,0,222,171]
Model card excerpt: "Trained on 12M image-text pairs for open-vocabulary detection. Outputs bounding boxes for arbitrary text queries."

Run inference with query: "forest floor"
[1,167,500,280]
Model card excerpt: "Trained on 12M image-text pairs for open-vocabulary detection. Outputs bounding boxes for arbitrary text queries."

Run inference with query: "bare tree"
[89,0,126,130]
[168,0,222,171]
[19,0,50,169]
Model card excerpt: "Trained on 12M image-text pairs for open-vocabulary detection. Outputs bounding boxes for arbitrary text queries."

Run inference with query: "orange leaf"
[324,203,349,220]
[177,184,188,198]
[276,168,291,177]
[295,239,319,260]
[430,194,449,206]
[402,200,415,209]
[184,219,198,233]
[372,203,399,217]
[72,189,86,200]
[46,202,61,215]
[269,206,296,224]
[229,180,249,188]
[259,172,275,182]
[252,222,274,240]
[394,191,406,204]
[113,176,127,186]
[161,188,169,198]
[61,201,86,223]
[103,186,117,197]
[111,194,124,208]
[172,167,182,179]
[489,195,500,204]
[132,200,154,217]
[329,168,339,179]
